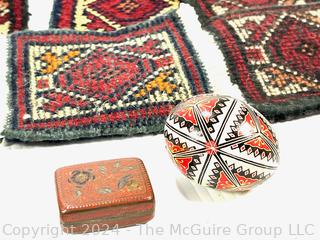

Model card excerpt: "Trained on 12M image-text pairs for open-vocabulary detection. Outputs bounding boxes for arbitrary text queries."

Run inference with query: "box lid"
[55,158,154,216]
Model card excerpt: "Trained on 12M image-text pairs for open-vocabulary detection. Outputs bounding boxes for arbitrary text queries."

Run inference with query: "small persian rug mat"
[50,0,180,31]
[0,0,28,34]
[206,3,320,122]
[3,13,210,142]
[186,0,319,25]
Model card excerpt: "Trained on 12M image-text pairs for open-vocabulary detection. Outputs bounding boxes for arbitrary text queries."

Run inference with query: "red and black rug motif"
[0,0,28,34]
[185,0,319,24]
[3,13,210,142]
[206,3,320,121]
[50,0,180,31]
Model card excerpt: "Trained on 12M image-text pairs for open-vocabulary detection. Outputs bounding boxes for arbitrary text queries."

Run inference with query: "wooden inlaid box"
[55,158,155,234]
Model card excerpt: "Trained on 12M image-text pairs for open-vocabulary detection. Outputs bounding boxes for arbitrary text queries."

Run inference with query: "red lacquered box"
[55,158,155,234]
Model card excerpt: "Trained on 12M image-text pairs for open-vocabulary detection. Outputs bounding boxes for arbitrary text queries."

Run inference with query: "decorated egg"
[164,94,279,191]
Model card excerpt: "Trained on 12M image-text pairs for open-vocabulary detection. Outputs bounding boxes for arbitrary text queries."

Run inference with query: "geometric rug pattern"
[51,0,180,31]
[206,3,320,121]
[186,0,320,24]
[0,0,28,34]
[3,13,210,142]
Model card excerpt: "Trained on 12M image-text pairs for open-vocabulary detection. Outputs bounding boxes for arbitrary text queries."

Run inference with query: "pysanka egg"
[164,94,280,191]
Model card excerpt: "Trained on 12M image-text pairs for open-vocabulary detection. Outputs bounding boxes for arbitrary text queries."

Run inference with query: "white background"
[0,1,319,240]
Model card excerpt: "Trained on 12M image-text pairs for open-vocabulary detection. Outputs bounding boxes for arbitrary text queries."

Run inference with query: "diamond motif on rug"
[51,0,180,31]
[3,13,210,142]
[0,0,28,34]
[206,3,320,121]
